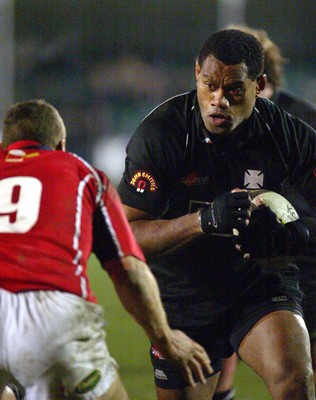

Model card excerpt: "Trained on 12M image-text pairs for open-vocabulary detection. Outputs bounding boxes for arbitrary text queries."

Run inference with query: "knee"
[1,385,20,400]
[270,363,314,399]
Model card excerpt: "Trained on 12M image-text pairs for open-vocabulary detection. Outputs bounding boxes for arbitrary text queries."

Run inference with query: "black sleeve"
[118,110,186,216]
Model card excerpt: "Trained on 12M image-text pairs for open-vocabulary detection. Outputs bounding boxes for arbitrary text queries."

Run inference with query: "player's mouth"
[208,113,231,126]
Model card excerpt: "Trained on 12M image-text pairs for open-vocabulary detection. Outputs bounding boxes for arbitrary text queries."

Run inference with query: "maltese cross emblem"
[244,169,264,189]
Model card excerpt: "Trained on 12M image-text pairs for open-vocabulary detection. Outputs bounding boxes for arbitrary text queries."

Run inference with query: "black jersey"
[118,91,316,304]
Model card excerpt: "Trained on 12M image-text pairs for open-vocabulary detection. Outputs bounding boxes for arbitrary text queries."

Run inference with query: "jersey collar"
[6,140,52,151]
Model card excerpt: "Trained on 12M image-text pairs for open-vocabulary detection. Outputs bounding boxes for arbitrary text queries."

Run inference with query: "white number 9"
[0,177,42,233]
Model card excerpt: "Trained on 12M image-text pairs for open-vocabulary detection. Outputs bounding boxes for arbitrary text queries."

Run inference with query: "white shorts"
[0,289,118,400]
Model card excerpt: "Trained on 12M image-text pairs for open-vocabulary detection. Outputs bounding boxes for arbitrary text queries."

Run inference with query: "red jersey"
[0,141,145,302]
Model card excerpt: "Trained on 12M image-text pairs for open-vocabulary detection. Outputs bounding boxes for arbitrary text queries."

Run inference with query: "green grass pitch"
[88,255,272,399]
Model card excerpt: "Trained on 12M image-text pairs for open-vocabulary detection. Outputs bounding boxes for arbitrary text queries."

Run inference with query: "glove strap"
[197,210,204,233]
[199,203,217,234]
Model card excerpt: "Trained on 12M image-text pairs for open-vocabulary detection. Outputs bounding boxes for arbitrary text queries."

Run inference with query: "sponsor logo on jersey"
[154,369,168,380]
[5,149,40,162]
[75,369,101,394]
[129,170,158,193]
[180,172,209,186]
[244,169,264,189]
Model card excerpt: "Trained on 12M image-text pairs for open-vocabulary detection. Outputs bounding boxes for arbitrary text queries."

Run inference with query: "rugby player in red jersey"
[0,99,212,400]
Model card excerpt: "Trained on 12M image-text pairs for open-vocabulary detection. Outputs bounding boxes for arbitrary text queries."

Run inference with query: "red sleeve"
[92,171,146,266]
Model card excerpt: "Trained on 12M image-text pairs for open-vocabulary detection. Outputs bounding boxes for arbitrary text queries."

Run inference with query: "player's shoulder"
[132,90,196,146]
[140,90,195,128]
[253,97,285,132]
[54,150,107,185]
[51,150,89,167]
[255,96,280,115]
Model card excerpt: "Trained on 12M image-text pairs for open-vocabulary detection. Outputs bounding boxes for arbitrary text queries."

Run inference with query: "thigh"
[215,353,239,393]
[230,260,304,352]
[238,310,311,385]
[1,290,119,400]
[155,374,220,400]
[95,372,129,400]
[50,294,119,399]
[25,372,65,400]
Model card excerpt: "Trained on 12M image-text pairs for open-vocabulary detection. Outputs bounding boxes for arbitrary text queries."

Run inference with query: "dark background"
[1,0,315,182]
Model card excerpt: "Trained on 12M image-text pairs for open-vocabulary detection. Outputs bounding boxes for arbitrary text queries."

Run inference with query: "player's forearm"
[129,213,201,260]
[107,256,213,384]
[107,256,172,346]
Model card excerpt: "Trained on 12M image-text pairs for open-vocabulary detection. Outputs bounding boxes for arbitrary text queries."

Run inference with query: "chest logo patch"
[244,169,264,189]
[180,172,209,186]
[129,170,158,193]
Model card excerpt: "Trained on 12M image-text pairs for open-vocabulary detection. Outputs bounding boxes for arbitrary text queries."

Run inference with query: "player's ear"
[56,137,66,151]
[256,74,267,93]
[195,60,201,81]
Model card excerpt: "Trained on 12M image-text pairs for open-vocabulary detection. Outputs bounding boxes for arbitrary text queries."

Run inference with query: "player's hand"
[199,189,251,234]
[156,329,213,387]
[235,204,310,258]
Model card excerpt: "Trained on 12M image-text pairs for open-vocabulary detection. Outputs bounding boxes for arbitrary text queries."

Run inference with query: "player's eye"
[228,86,244,95]
[205,82,218,91]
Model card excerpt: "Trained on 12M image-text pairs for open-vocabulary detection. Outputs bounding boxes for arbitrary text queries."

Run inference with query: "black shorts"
[151,263,304,390]
[150,345,222,390]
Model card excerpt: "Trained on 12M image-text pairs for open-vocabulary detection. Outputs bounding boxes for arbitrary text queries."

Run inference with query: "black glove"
[236,205,310,258]
[199,191,251,234]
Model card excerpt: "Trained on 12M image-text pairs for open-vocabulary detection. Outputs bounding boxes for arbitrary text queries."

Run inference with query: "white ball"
[248,189,299,224]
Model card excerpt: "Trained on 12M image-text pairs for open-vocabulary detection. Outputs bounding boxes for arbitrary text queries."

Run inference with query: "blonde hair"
[2,99,66,149]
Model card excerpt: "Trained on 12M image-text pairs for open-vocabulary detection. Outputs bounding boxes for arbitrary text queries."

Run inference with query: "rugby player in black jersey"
[118,29,316,400]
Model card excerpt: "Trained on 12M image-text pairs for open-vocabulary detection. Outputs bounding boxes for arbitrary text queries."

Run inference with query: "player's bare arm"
[105,255,213,386]
[122,205,202,260]
[122,189,250,261]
